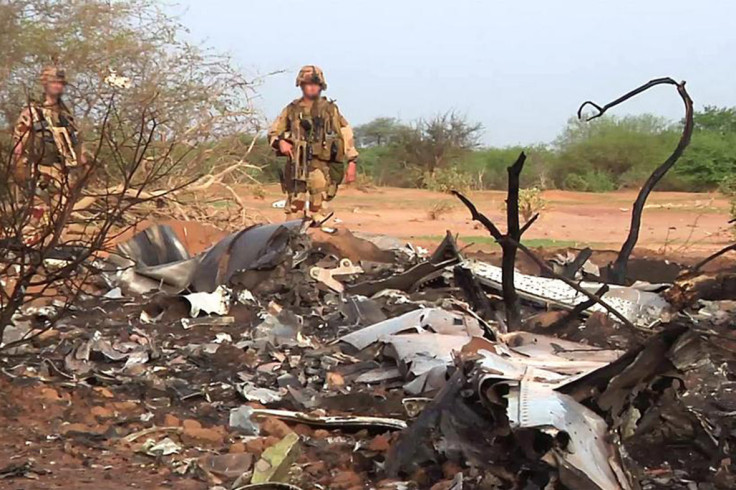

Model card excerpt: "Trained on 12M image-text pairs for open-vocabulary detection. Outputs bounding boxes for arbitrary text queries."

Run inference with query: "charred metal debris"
[1,79,735,490]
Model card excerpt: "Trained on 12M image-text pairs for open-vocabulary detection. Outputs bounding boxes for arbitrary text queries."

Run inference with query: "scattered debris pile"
[1,215,734,489]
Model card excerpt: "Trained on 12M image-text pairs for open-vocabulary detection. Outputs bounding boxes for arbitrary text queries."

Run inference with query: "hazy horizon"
[178,0,735,146]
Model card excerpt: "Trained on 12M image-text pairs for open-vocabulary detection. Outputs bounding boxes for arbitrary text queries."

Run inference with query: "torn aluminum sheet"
[383,333,472,394]
[109,224,199,294]
[191,220,306,293]
[474,334,622,389]
[117,224,190,266]
[338,308,483,351]
[140,437,181,456]
[230,406,261,435]
[550,250,600,279]
[309,258,364,293]
[236,383,284,404]
[346,232,461,296]
[184,285,232,317]
[252,310,303,348]
[464,259,669,327]
[504,373,632,490]
[250,408,407,431]
[65,330,154,374]
[355,366,402,384]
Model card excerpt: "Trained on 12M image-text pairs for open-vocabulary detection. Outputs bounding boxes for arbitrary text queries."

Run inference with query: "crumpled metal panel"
[505,373,631,490]
[338,308,482,351]
[116,224,190,266]
[109,224,198,294]
[190,220,305,292]
[464,259,668,327]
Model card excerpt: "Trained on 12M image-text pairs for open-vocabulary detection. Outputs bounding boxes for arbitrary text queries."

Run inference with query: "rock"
[292,424,312,436]
[229,442,246,454]
[523,310,567,329]
[182,419,202,431]
[90,406,114,420]
[367,434,391,452]
[260,416,293,439]
[39,387,63,402]
[330,470,362,489]
[305,460,327,476]
[327,372,345,388]
[313,429,330,439]
[164,414,181,427]
[181,425,224,446]
[93,387,115,399]
[111,401,137,412]
[244,437,266,455]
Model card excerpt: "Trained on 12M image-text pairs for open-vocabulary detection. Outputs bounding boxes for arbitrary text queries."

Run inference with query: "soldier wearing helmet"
[12,65,87,242]
[13,65,85,185]
[268,65,358,223]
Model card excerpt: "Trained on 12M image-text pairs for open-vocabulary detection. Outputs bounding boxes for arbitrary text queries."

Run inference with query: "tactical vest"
[30,102,79,166]
[285,97,345,163]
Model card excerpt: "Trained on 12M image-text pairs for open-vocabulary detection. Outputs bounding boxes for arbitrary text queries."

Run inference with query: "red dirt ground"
[237,185,733,257]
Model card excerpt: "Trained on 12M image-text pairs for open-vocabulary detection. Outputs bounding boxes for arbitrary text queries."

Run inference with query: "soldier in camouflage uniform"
[268,65,358,223]
[12,66,85,242]
[13,65,85,188]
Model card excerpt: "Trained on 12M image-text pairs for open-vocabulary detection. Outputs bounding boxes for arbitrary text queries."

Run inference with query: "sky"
[177,0,736,146]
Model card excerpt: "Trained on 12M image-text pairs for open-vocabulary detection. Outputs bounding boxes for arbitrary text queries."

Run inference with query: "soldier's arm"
[267,107,290,150]
[335,107,359,162]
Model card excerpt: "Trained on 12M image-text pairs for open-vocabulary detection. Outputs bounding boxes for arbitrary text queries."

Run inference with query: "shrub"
[518,188,547,221]
[563,170,616,192]
[427,200,456,220]
[719,174,736,196]
[423,167,473,193]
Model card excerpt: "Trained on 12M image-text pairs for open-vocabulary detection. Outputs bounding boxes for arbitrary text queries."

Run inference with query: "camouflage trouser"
[22,166,69,245]
[286,160,344,218]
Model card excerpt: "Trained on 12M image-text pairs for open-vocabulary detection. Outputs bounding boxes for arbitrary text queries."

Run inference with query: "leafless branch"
[579,78,694,284]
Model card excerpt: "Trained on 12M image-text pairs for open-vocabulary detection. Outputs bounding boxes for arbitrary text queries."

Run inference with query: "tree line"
[345,108,736,193]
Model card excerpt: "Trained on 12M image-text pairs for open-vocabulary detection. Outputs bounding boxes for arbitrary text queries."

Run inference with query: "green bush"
[423,167,473,193]
[348,108,736,194]
[719,174,736,196]
[563,170,616,192]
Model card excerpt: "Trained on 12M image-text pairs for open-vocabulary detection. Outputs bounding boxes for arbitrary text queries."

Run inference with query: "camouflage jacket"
[268,97,359,162]
[13,100,80,168]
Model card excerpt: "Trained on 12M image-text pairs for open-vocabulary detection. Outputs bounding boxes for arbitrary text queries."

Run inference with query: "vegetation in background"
[0,0,261,184]
[351,107,736,194]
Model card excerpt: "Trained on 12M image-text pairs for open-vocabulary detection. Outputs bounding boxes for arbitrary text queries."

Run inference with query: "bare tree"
[395,111,483,175]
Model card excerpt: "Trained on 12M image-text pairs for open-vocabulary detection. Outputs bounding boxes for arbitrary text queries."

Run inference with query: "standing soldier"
[268,65,358,224]
[11,66,86,241]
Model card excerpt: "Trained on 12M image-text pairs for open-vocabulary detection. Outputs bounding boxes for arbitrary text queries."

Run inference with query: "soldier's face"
[301,83,321,100]
[45,81,66,97]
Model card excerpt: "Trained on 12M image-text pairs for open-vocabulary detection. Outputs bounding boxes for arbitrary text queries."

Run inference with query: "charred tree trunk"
[502,153,525,328]
[453,152,532,330]
[578,78,694,284]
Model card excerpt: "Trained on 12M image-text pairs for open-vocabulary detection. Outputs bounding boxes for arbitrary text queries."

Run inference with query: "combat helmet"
[296,65,327,90]
[40,65,67,86]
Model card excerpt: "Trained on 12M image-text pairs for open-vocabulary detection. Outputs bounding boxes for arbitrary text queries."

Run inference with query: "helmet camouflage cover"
[296,65,326,90]
[40,66,67,85]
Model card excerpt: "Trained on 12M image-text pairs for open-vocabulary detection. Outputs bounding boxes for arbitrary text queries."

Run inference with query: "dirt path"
[236,185,733,257]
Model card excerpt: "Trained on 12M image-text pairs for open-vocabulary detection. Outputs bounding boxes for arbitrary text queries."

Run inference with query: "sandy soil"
[236,185,733,257]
